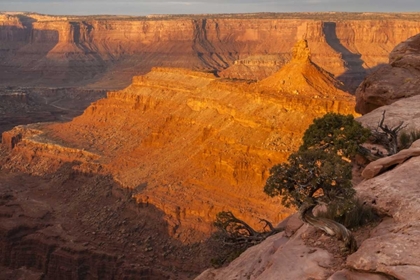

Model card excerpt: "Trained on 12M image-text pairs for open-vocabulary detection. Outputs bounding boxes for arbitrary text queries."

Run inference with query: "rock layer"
[2,12,420,90]
[1,46,356,241]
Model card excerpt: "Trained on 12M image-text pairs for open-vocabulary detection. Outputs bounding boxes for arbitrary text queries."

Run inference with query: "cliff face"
[1,43,356,242]
[2,13,420,90]
[198,101,420,280]
[356,33,420,114]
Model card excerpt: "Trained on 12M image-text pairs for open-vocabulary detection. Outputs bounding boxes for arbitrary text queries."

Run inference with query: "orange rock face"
[2,13,420,90]
[2,43,357,241]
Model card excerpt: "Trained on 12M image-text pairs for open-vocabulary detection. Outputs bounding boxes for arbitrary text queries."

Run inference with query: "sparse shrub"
[398,129,420,150]
[316,198,379,229]
[300,113,371,159]
[265,113,372,252]
[211,210,283,266]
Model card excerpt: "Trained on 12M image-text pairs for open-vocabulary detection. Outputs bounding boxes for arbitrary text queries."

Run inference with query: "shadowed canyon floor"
[0,163,221,279]
[0,87,106,134]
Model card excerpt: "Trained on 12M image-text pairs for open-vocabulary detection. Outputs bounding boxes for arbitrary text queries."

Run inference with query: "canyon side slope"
[2,12,420,91]
[196,33,420,280]
[0,40,358,279]
[1,40,356,241]
[3,12,420,280]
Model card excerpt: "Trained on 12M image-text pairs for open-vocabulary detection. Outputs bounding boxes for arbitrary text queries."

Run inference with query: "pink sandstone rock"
[195,215,335,280]
[356,33,420,114]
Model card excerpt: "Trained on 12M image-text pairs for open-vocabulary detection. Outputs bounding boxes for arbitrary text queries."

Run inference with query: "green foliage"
[398,129,420,150]
[264,149,354,210]
[264,113,368,220]
[300,113,371,158]
[317,198,379,229]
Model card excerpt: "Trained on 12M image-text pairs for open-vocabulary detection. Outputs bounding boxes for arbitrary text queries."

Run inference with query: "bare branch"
[215,211,284,246]
[371,110,408,155]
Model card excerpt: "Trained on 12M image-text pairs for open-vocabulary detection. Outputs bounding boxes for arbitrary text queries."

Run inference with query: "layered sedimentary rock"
[196,82,420,280]
[356,33,420,114]
[2,12,420,90]
[196,41,420,279]
[258,40,346,97]
[1,42,356,242]
[218,54,291,81]
[200,143,420,279]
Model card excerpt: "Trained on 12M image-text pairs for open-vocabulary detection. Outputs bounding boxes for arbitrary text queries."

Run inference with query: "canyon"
[2,12,420,91]
[2,11,420,280]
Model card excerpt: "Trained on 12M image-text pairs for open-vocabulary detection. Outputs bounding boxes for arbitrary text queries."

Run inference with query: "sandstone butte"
[1,39,356,242]
[2,12,420,92]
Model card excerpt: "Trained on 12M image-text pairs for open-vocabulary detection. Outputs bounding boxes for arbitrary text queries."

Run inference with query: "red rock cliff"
[2,41,357,241]
[1,12,420,90]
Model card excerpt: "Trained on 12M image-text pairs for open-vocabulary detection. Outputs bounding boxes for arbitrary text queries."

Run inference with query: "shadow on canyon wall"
[0,19,59,86]
[0,161,217,279]
[0,16,109,88]
[323,22,387,92]
[0,87,106,134]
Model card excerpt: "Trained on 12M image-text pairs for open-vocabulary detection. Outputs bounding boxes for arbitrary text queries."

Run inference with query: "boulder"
[356,33,420,114]
[362,147,420,179]
[349,155,420,279]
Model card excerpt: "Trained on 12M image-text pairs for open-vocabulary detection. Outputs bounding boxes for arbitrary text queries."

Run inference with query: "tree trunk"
[298,200,358,253]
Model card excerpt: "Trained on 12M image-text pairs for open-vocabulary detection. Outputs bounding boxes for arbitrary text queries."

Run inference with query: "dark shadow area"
[0,15,59,87]
[323,22,367,93]
[340,63,388,95]
[0,87,106,134]
[0,160,219,279]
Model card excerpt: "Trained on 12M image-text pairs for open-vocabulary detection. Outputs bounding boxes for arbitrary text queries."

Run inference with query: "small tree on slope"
[264,113,371,253]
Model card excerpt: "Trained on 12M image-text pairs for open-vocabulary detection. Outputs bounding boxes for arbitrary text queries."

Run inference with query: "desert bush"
[398,129,420,150]
[265,113,372,252]
[316,198,379,229]
[300,113,371,159]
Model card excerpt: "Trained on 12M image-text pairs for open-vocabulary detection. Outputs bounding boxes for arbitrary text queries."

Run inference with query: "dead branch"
[371,110,407,155]
[215,211,284,246]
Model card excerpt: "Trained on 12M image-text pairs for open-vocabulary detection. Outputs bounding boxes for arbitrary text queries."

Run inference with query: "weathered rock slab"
[196,219,334,280]
[328,269,390,280]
